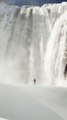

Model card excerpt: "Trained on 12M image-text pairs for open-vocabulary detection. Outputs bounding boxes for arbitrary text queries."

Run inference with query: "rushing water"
[0,2,67,86]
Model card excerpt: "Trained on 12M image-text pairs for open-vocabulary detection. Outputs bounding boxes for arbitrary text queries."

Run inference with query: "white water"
[0,2,67,86]
[45,11,67,86]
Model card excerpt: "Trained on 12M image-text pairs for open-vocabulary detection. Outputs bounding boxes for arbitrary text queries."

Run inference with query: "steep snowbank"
[0,84,67,120]
[0,118,8,120]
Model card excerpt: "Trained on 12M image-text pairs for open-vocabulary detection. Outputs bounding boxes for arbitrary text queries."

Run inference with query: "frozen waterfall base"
[0,83,67,120]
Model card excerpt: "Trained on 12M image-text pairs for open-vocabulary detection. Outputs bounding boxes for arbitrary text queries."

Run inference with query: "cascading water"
[0,2,67,86]
[45,11,67,86]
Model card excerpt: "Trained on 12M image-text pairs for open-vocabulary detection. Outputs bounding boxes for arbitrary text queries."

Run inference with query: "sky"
[0,0,67,6]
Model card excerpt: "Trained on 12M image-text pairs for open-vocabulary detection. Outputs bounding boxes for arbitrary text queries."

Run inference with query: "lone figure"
[33,78,36,85]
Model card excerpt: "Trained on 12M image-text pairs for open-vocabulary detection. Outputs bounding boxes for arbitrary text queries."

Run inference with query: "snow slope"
[0,84,67,120]
[0,118,8,120]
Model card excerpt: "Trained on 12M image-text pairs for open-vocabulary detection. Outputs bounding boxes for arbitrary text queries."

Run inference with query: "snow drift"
[0,84,67,120]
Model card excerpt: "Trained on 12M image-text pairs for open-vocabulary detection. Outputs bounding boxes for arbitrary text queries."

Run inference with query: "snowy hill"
[0,84,67,120]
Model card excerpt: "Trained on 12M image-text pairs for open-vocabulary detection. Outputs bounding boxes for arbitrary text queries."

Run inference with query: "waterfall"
[45,11,67,86]
[0,2,67,86]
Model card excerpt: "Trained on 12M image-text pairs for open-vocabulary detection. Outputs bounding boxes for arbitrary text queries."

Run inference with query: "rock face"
[0,2,67,86]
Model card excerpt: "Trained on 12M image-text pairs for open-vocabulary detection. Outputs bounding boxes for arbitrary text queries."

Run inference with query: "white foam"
[0,2,67,85]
